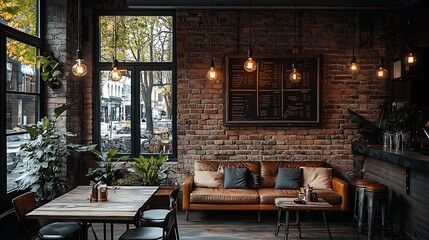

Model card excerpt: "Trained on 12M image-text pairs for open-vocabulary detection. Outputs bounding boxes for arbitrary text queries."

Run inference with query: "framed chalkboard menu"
[224,55,321,126]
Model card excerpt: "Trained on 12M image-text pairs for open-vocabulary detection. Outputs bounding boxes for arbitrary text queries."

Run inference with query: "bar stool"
[364,183,390,240]
[353,179,377,233]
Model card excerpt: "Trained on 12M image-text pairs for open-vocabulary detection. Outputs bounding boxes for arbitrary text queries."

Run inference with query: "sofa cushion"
[258,188,342,206]
[190,188,260,204]
[275,168,302,189]
[260,161,326,188]
[224,167,248,189]
[258,188,300,204]
[313,189,343,205]
[194,171,224,188]
[301,167,332,190]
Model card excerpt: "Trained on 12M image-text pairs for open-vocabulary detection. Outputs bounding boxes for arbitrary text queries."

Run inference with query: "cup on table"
[298,192,305,201]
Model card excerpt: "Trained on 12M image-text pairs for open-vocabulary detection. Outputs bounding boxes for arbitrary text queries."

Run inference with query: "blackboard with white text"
[224,55,321,126]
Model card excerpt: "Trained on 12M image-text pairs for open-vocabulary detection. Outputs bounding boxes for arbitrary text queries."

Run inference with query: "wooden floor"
[87,210,404,240]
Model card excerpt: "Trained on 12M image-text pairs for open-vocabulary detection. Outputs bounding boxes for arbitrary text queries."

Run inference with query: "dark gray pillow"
[275,168,302,189]
[224,167,248,189]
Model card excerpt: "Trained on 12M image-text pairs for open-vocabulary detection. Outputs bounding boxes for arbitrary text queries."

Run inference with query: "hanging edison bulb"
[206,59,217,81]
[72,50,87,76]
[349,55,360,74]
[244,48,257,72]
[404,52,417,66]
[109,59,123,81]
[375,58,388,80]
[289,63,302,83]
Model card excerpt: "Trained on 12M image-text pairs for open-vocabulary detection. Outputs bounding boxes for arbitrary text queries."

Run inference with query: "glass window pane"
[100,70,132,154]
[140,71,172,154]
[6,38,39,92]
[99,16,173,63]
[6,94,39,132]
[0,0,38,36]
[7,134,29,192]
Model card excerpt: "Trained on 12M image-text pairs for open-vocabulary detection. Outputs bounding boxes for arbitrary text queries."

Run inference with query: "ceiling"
[127,0,421,9]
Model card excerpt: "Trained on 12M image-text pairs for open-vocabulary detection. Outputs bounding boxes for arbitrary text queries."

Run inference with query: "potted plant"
[15,102,96,204]
[348,109,383,144]
[87,148,129,186]
[36,54,68,89]
[131,151,174,186]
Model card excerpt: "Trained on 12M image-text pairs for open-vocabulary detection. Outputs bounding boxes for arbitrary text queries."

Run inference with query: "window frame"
[0,0,44,206]
[93,9,177,160]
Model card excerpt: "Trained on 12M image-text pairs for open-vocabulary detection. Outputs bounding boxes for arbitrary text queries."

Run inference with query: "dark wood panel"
[365,157,429,240]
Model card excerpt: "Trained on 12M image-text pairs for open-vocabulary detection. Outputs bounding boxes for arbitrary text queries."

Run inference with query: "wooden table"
[274,197,333,240]
[26,186,158,240]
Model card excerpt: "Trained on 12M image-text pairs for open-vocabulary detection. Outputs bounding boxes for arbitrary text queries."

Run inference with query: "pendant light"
[109,4,123,81]
[289,0,302,83]
[349,0,359,74]
[243,0,256,72]
[72,0,87,77]
[404,19,417,66]
[206,0,217,81]
[375,0,388,80]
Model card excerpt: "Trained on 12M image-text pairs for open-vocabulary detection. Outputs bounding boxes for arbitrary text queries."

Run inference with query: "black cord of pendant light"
[211,0,214,61]
[77,0,81,52]
[249,0,252,49]
[114,9,117,61]
[294,0,297,60]
[352,0,355,58]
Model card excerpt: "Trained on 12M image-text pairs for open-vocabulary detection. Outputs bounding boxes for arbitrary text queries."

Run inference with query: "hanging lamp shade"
[244,47,257,72]
[72,50,88,76]
[349,55,360,74]
[376,58,388,80]
[289,62,302,83]
[72,0,87,77]
[404,51,417,66]
[206,59,217,81]
[109,59,123,81]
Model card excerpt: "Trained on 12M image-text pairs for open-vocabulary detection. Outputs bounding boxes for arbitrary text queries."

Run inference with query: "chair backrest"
[12,192,38,239]
[168,183,180,210]
[162,206,177,240]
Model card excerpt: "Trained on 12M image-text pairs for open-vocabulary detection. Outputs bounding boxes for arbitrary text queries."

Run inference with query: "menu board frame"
[224,54,322,126]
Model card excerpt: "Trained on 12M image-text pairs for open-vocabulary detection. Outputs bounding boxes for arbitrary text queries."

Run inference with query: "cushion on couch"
[260,161,326,188]
[190,188,260,204]
[301,167,332,189]
[258,188,300,204]
[194,171,224,188]
[275,168,302,189]
[224,167,248,189]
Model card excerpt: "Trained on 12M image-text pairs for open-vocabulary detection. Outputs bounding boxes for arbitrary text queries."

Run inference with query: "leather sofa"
[182,160,349,221]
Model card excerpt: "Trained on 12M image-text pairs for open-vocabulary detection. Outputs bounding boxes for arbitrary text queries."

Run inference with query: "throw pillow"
[301,167,332,190]
[224,167,248,189]
[194,171,224,188]
[275,168,302,189]
[248,172,261,189]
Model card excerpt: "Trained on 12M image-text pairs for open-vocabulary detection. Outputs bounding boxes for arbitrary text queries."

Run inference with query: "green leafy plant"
[15,102,96,204]
[131,151,174,186]
[87,148,129,186]
[383,105,424,134]
[36,54,68,89]
[348,109,384,144]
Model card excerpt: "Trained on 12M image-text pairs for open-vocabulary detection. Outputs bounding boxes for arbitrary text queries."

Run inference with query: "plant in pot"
[36,54,68,89]
[87,148,129,186]
[348,109,384,144]
[131,151,174,186]
[15,102,96,204]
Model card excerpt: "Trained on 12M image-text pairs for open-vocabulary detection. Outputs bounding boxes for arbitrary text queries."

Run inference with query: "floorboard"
[87,210,405,240]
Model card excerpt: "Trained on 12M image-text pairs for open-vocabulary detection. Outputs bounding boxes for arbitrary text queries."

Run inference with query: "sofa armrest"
[332,177,349,211]
[182,175,194,210]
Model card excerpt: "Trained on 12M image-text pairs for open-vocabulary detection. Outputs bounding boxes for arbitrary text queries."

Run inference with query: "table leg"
[284,209,290,240]
[81,221,89,240]
[296,211,302,239]
[322,210,332,240]
[275,207,281,236]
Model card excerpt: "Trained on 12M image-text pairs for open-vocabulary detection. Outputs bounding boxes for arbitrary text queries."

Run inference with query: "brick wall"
[175,9,390,182]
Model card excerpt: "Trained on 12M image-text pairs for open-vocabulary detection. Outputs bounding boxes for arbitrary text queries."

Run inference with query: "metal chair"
[140,183,180,240]
[119,206,177,240]
[12,192,82,240]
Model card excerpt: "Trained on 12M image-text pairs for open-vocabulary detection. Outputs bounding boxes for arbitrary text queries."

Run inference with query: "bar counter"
[352,142,429,240]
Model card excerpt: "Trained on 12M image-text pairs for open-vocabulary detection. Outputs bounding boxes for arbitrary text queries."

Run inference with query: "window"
[95,12,176,159]
[1,0,42,196]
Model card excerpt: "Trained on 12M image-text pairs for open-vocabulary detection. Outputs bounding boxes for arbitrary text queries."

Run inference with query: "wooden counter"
[352,143,429,240]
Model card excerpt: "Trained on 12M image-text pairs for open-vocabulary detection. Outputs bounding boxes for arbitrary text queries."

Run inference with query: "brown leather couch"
[182,160,349,221]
